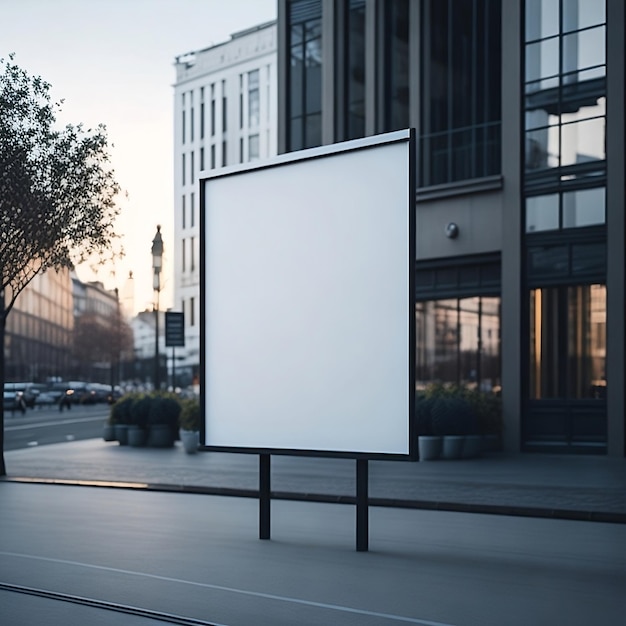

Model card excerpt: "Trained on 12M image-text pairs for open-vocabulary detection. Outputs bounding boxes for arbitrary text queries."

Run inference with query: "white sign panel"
[201,130,415,458]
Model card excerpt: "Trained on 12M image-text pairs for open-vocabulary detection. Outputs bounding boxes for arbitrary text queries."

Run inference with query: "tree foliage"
[0,54,122,315]
[0,54,123,475]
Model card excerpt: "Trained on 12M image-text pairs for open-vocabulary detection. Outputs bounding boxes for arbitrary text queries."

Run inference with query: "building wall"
[172,21,278,382]
[278,0,625,456]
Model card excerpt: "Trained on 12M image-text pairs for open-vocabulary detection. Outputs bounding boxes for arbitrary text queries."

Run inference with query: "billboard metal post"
[259,454,271,540]
[356,459,369,552]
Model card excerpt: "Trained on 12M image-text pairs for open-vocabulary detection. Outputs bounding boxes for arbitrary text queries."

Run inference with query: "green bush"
[108,394,136,426]
[129,394,153,430]
[179,398,201,431]
[420,383,495,436]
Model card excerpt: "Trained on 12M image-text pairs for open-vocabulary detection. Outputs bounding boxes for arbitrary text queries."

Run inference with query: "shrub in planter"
[109,394,136,445]
[179,398,201,432]
[147,394,181,447]
[179,398,201,454]
[415,395,442,460]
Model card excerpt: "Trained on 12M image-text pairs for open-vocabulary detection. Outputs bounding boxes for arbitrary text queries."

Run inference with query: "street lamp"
[151,225,164,390]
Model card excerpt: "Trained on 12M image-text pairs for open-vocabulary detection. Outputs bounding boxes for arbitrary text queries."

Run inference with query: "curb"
[4,476,626,525]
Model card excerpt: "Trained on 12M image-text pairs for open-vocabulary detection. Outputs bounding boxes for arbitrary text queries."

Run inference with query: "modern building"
[173,21,278,385]
[277,0,624,456]
[4,268,74,383]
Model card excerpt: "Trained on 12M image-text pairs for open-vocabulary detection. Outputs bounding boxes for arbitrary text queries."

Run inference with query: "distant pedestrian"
[59,391,72,412]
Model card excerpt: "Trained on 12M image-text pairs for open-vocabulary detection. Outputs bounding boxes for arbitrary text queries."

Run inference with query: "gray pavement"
[3,438,626,523]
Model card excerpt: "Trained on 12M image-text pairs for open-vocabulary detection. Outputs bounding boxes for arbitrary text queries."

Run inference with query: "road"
[3,404,109,450]
[1,482,625,625]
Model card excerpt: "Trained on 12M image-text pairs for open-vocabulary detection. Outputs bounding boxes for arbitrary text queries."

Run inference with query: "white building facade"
[172,21,277,386]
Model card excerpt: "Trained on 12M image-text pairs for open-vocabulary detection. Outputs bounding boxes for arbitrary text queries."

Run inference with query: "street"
[1,482,625,625]
[3,404,109,450]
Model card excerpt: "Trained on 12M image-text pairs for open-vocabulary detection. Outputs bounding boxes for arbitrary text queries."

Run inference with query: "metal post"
[356,459,369,552]
[259,454,271,540]
[154,294,159,390]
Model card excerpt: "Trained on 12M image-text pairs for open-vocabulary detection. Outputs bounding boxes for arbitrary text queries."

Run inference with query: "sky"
[1,0,277,313]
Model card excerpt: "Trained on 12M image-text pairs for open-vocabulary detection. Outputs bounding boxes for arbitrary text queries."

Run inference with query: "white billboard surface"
[201,130,414,457]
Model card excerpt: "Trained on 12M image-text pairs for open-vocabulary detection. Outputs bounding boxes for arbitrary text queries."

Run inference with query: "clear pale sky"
[2,0,277,313]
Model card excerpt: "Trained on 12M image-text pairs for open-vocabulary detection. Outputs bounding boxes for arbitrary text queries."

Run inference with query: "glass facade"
[288,0,323,150]
[420,0,502,187]
[523,0,607,451]
[524,0,606,180]
[5,269,73,382]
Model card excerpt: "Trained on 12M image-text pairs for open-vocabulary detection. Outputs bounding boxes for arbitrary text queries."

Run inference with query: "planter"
[441,435,465,459]
[128,426,147,447]
[148,424,174,448]
[103,423,116,442]
[462,435,483,459]
[114,424,129,446]
[418,435,442,461]
[483,434,501,453]
[180,429,200,454]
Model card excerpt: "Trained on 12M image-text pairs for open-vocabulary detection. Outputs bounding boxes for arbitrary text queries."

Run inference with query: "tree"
[0,55,122,475]
[73,305,134,383]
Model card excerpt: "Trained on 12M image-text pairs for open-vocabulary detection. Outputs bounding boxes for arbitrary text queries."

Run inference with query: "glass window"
[562,26,606,75]
[420,0,501,186]
[524,1,606,181]
[248,69,260,127]
[344,0,366,140]
[526,194,559,232]
[562,187,605,228]
[525,127,560,170]
[525,37,559,83]
[249,134,260,161]
[563,0,605,33]
[560,117,605,166]
[525,0,559,41]
[384,0,409,132]
[528,245,569,277]
[288,1,322,151]
[416,296,501,393]
[530,285,605,399]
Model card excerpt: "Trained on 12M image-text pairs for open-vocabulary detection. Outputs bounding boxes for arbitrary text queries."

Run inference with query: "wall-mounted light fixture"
[445,222,459,239]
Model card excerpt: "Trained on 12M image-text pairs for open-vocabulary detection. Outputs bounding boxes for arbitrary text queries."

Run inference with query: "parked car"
[3,382,37,411]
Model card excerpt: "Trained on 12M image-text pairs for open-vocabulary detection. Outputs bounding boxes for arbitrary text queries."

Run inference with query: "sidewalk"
[3,438,626,523]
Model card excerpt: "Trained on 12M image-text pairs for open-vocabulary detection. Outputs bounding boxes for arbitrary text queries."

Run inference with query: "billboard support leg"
[259,453,271,540]
[356,459,369,552]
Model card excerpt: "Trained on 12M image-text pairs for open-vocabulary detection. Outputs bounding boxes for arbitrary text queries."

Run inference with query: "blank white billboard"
[201,129,415,458]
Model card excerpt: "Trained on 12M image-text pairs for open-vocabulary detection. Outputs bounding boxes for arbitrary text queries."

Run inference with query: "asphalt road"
[1,482,625,625]
[3,404,109,450]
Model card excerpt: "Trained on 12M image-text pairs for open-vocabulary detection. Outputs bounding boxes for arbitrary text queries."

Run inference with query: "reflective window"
[288,0,322,150]
[524,0,606,178]
[526,0,559,40]
[344,0,366,140]
[384,0,409,132]
[526,194,559,232]
[526,187,605,232]
[420,0,501,186]
[530,284,606,399]
[562,187,605,228]
[416,297,501,393]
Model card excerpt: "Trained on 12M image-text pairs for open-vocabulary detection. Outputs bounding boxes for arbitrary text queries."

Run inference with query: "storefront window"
[416,296,501,393]
[529,284,605,399]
